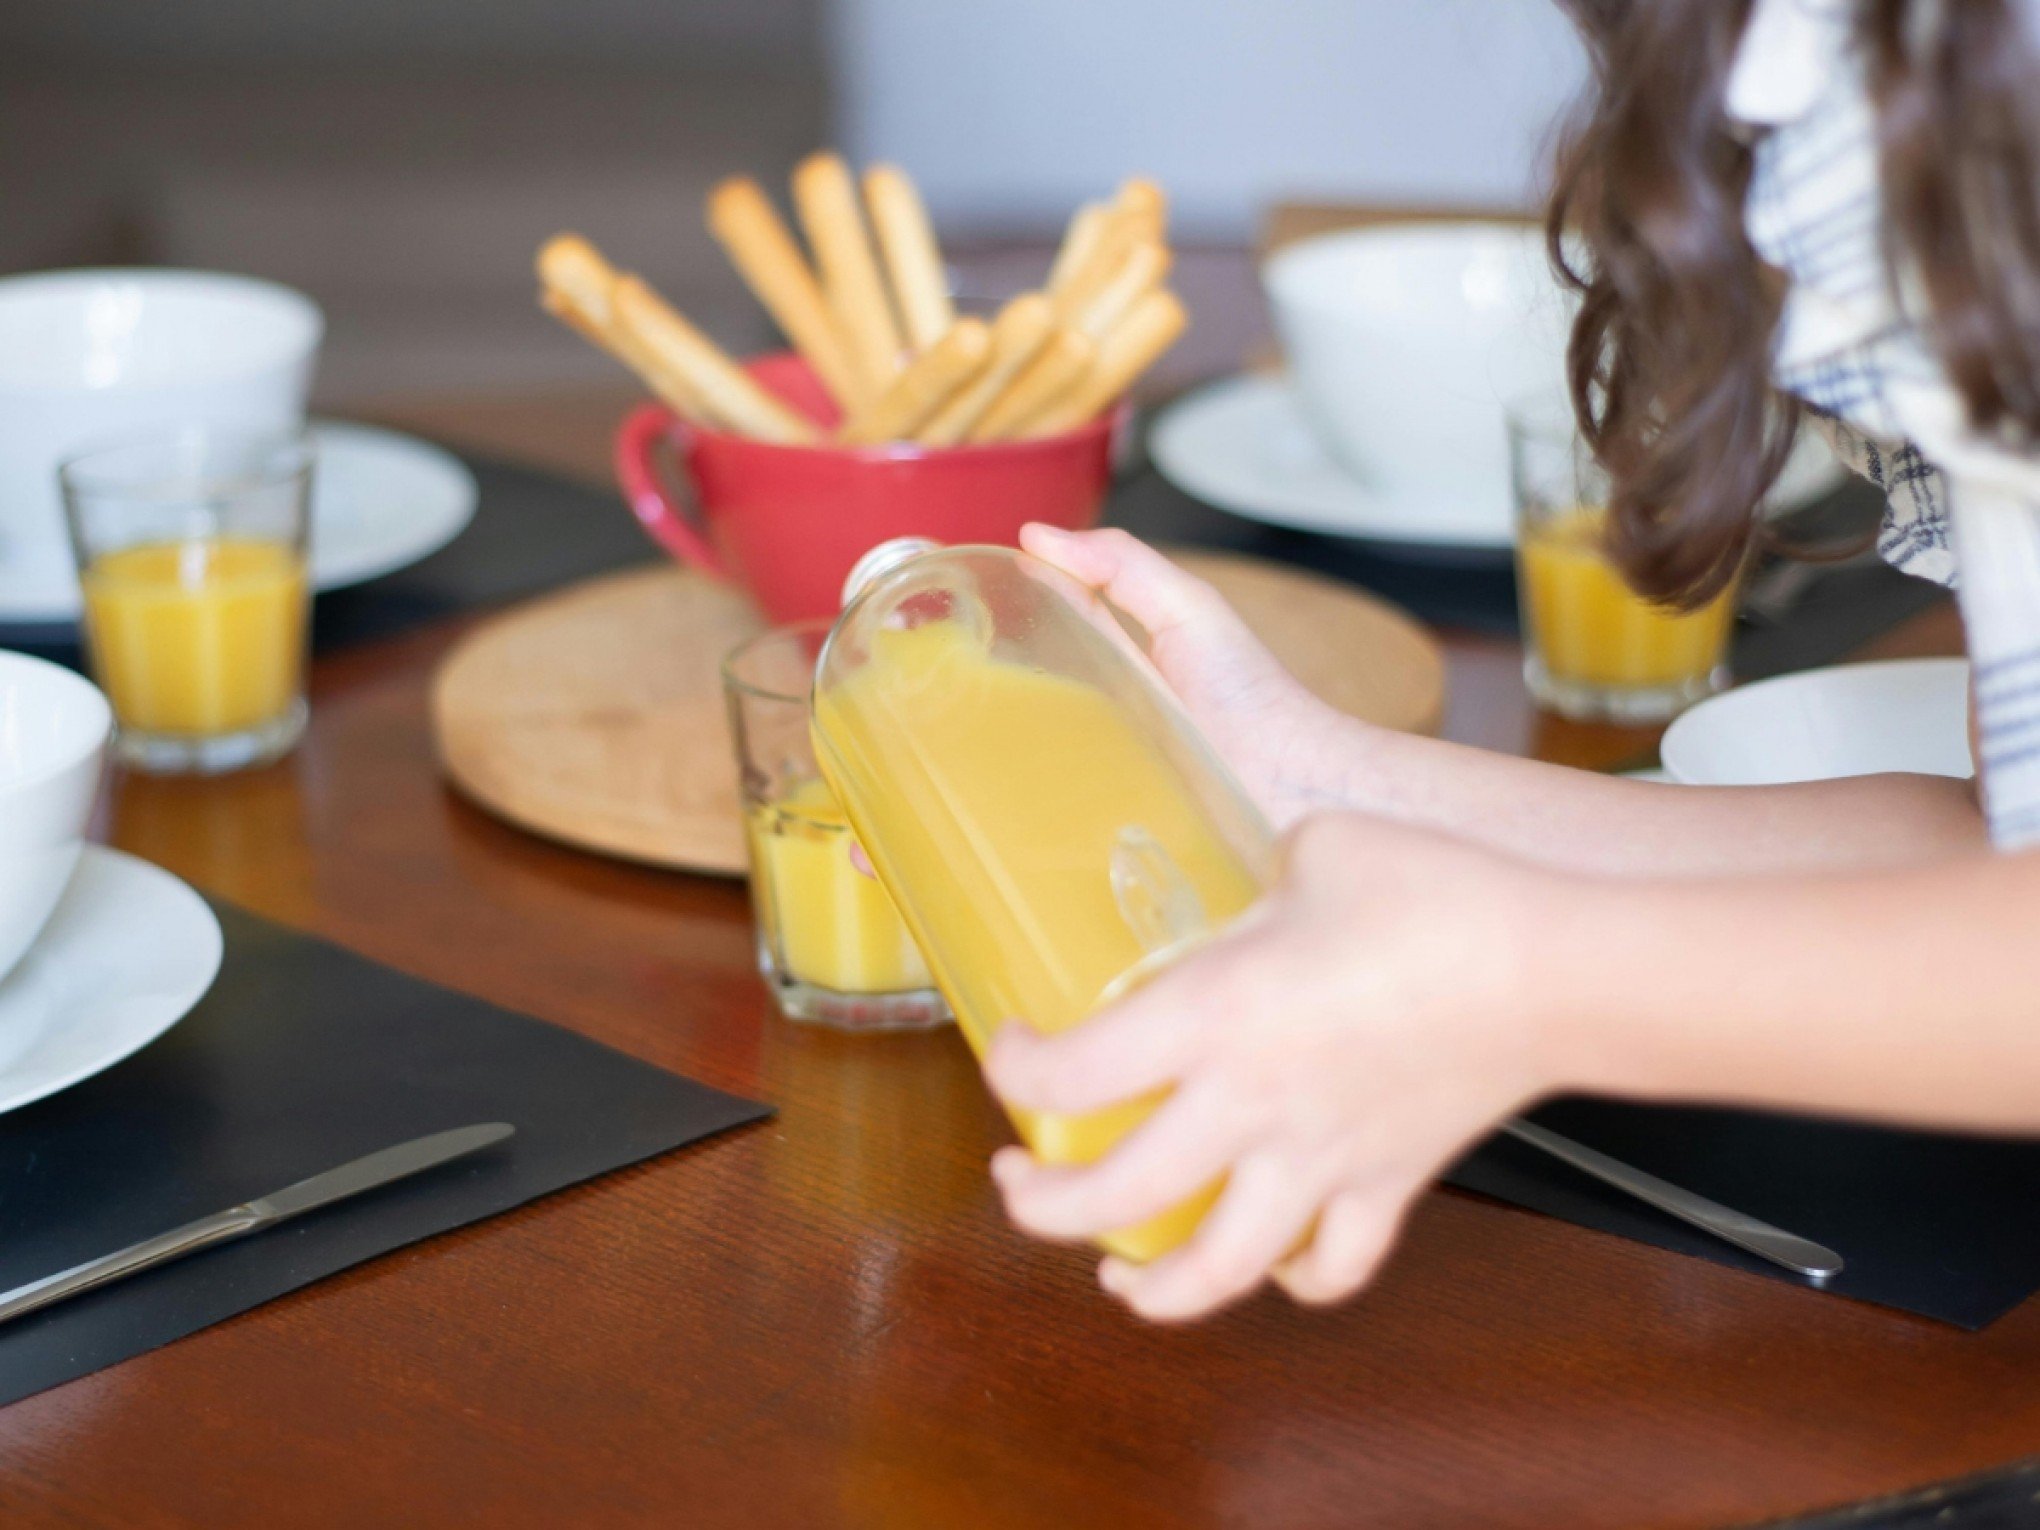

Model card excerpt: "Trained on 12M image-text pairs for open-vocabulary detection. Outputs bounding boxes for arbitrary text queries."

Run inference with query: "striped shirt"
[1730,0,2040,846]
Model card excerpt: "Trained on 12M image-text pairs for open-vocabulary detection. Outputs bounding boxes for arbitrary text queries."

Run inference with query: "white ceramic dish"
[297,421,478,591]
[0,653,109,983]
[0,268,323,596]
[0,420,478,625]
[1264,223,1573,509]
[1150,372,1847,557]
[0,844,221,1115]
[1661,658,1974,787]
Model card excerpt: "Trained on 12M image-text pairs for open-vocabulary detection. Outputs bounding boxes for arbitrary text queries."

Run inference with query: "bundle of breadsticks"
[537,154,1185,448]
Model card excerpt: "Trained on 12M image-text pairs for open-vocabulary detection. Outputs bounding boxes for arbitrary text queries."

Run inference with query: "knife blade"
[0,1122,515,1327]
[250,1122,515,1220]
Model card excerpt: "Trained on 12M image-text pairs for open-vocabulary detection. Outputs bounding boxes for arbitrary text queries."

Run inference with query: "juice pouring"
[812,542,1274,1262]
[80,536,309,735]
[723,619,949,1032]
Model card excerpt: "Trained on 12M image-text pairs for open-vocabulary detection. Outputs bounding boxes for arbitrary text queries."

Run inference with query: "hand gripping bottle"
[810,539,1276,1261]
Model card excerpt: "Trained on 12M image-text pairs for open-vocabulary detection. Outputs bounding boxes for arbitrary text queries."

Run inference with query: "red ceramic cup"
[614,353,1118,624]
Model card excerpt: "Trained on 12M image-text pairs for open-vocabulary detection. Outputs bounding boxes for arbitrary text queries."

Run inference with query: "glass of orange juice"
[60,427,313,774]
[1509,401,1735,723]
[722,623,949,1032]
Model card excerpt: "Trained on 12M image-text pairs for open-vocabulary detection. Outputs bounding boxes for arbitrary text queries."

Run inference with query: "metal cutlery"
[0,1121,516,1327]
[1503,1117,1843,1280]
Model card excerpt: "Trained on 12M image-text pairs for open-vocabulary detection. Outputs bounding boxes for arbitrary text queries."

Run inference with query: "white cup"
[1262,222,1575,512]
[0,652,112,984]
[0,269,324,594]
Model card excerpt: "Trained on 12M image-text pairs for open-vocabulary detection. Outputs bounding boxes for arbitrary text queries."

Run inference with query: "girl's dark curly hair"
[1549,0,2040,607]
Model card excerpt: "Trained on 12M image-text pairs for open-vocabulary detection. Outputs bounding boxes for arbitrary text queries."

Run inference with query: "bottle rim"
[839,537,943,608]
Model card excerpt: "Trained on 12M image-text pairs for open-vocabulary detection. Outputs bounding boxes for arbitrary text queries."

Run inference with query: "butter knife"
[1504,1118,1843,1280]
[0,1122,515,1327]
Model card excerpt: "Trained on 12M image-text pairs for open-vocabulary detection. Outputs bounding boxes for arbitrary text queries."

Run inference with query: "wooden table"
[3,390,2022,1530]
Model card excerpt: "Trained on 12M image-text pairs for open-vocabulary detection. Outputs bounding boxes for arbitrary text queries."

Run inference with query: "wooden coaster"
[432,551,1446,877]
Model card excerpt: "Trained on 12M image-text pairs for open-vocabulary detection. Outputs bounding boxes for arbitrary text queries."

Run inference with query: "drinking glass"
[1509,401,1734,723]
[61,426,313,773]
[722,622,950,1032]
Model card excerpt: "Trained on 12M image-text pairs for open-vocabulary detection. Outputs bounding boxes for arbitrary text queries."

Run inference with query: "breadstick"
[838,318,991,445]
[793,151,904,401]
[1072,240,1171,341]
[1047,203,1111,295]
[538,234,712,421]
[545,281,718,423]
[613,276,819,445]
[864,164,954,354]
[918,292,1055,446]
[1115,177,1168,242]
[1051,210,1144,322]
[1021,288,1187,439]
[537,235,614,346]
[537,234,617,324]
[707,177,864,413]
[969,328,1095,443]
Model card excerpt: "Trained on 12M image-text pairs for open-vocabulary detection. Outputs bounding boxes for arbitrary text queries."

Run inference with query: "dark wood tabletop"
[2,387,2026,1530]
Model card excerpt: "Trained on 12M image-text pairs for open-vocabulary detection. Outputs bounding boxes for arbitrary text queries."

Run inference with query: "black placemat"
[1759,1457,2040,1528]
[1451,1097,2040,1328]
[0,901,768,1409]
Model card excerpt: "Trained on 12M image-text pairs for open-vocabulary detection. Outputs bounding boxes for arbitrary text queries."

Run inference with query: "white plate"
[1150,373,1849,558]
[0,419,478,625]
[1661,658,1974,787]
[0,844,222,1116]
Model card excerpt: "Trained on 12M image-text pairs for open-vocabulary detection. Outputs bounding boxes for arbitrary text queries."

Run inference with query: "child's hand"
[987,811,1569,1322]
[1020,524,1373,830]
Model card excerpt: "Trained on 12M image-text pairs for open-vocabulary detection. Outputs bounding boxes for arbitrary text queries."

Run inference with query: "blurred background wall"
[829,0,1586,236]
[0,0,1586,405]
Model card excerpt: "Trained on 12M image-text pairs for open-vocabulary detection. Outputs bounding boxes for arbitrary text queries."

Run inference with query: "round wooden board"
[431,551,1446,877]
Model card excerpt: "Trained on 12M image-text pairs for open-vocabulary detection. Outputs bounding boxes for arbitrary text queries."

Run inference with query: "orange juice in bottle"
[812,540,1274,1262]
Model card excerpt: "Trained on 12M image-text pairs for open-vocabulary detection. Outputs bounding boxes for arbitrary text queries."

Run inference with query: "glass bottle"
[811,539,1276,1261]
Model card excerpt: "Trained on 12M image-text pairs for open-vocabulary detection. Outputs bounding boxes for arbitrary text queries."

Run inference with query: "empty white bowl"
[0,268,323,591]
[1262,222,1574,510]
[0,652,111,984]
[1661,658,1973,787]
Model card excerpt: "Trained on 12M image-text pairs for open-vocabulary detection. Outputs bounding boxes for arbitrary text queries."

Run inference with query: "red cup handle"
[614,402,729,577]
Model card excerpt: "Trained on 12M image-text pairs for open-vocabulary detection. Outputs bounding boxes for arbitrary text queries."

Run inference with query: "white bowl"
[0,652,111,984]
[1262,222,1574,510]
[1661,658,1974,787]
[0,268,323,591]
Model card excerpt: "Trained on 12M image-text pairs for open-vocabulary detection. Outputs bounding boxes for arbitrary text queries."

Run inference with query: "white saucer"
[0,419,478,625]
[0,845,223,1116]
[1151,373,1849,559]
[303,420,479,591]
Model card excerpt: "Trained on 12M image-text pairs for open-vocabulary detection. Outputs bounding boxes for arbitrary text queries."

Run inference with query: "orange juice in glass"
[1509,403,1733,722]
[62,429,313,773]
[722,622,948,1032]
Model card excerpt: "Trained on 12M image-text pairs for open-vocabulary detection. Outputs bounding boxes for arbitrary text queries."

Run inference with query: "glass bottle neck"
[840,537,943,608]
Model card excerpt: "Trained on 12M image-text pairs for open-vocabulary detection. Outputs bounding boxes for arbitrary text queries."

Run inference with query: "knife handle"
[0,1205,265,1326]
